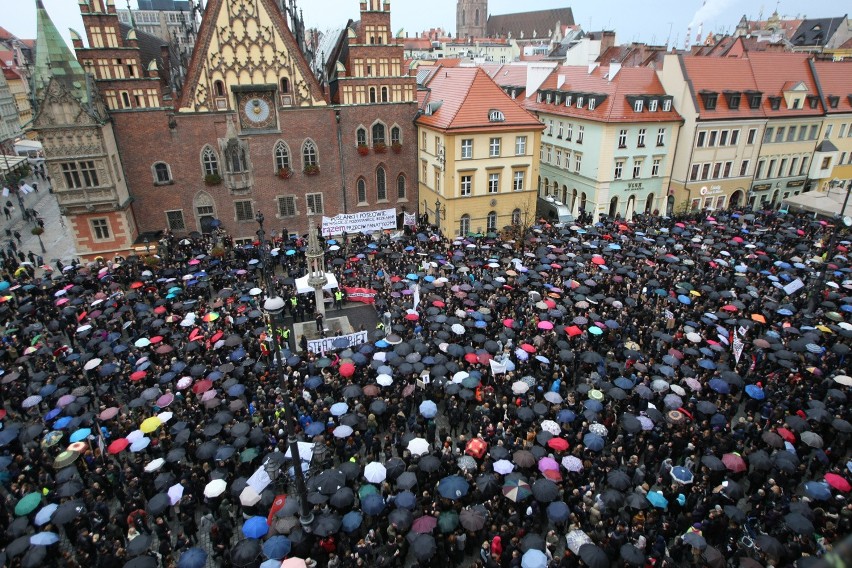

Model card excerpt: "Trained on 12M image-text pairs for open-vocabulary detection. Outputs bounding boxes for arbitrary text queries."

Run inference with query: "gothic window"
[391,126,401,145]
[153,162,172,184]
[274,141,291,171]
[357,178,367,204]
[475,9,480,25]
[372,123,386,145]
[303,140,318,168]
[397,174,406,199]
[225,139,248,173]
[214,80,225,97]
[376,167,387,201]
[369,87,377,103]
[381,87,388,102]
[357,127,367,146]
[280,77,290,93]
[201,146,219,176]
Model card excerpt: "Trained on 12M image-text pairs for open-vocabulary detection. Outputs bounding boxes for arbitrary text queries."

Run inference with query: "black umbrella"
[578,543,609,568]
[531,479,559,503]
[229,539,262,568]
[784,512,815,535]
[520,533,545,552]
[411,533,436,562]
[607,470,631,491]
[146,493,170,516]
[313,513,342,537]
[620,543,645,566]
[396,471,418,490]
[755,534,785,558]
[388,508,413,532]
[53,500,86,524]
[126,533,153,556]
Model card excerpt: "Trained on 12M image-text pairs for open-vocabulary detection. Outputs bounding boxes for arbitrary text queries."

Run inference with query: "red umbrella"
[591,256,605,265]
[476,352,492,365]
[192,379,213,394]
[564,326,583,337]
[210,331,224,344]
[722,453,747,473]
[339,363,355,378]
[503,319,514,328]
[130,371,147,382]
[464,353,479,364]
[465,438,487,459]
[721,304,738,312]
[825,473,851,492]
[108,438,129,454]
[405,313,419,321]
[149,336,163,344]
[153,306,167,314]
[777,428,796,443]
[547,438,569,451]
[520,343,536,354]
[543,469,562,481]
[130,282,144,289]
[432,300,445,308]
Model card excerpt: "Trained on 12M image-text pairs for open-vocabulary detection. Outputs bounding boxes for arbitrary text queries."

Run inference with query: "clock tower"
[457,0,487,40]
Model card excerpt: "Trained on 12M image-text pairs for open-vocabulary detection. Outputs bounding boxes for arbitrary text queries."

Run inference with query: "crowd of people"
[0,208,849,568]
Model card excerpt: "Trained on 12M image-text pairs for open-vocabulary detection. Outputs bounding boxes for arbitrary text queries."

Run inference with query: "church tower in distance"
[456,0,487,40]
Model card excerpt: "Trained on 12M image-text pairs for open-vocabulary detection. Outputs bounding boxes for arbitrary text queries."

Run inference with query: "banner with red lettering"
[343,286,377,304]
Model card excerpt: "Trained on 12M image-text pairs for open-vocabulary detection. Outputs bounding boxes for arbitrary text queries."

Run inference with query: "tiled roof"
[487,8,574,40]
[0,27,16,43]
[747,52,822,116]
[484,64,529,88]
[790,16,847,47]
[524,65,682,124]
[811,60,852,114]
[2,67,20,81]
[404,38,433,50]
[119,23,167,71]
[417,66,543,132]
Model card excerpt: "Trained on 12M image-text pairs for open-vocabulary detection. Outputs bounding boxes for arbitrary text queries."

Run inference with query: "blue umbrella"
[44,408,61,421]
[419,400,438,419]
[262,535,291,559]
[330,402,349,416]
[227,384,246,397]
[438,475,470,500]
[177,547,208,568]
[744,385,765,400]
[671,466,694,484]
[583,433,604,452]
[803,481,831,501]
[34,503,58,526]
[646,491,668,508]
[230,348,247,362]
[30,532,60,546]
[361,493,385,515]
[69,428,91,443]
[556,409,576,423]
[53,416,72,429]
[342,511,363,532]
[305,422,325,436]
[677,295,691,305]
[708,379,730,394]
[521,548,548,568]
[614,377,634,390]
[698,359,717,370]
[546,501,570,522]
[394,490,417,510]
[583,400,603,413]
[242,516,269,539]
[40,385,58,398]
[305,376,323,389]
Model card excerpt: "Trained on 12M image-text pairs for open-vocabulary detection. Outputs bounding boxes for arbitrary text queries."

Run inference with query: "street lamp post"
[806,180,852,316]
[257,212,314,530]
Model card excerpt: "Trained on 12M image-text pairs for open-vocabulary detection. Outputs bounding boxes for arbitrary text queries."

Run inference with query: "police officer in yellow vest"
[334,289,344,310]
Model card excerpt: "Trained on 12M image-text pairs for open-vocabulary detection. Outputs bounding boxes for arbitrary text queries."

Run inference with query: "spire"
[33,0,87,102]
[125,0,136,29]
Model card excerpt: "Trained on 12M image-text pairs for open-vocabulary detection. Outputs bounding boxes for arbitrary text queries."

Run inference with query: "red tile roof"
[524,65,682,124]
[484,64,529,88]
[417,66,543,133]
[811,59,852,114]
[747,52,822,116]
[0,27,15,43]
[2,67,20,81]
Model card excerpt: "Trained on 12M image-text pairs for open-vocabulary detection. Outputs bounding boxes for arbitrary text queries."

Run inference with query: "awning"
[0,155,29,177]
[295,273,339,294]
[782,188,852,218]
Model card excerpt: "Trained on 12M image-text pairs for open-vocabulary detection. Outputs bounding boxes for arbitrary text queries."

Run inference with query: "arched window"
[214,80,225,97]
[580,192,587,212]
[280,77,290,93]
[609,196,619,218]
[475,9,480,25]
[302,140,318,168]
[356,127,367,146]
[543,178,549,196]
[381,87,388,103]
[645,193,655,214]
[511,208,521,225]
[357,178,367,204]
[376,167,387,201]
[372,123,386,145]
[224,139,247,173]
[153,162,172,184]
[369,87,377,103]
[274,141,290,171]
[459,214,470,236]
[461,9,465,26]
[201,146,219,176]
[397,174,406,199]
[391,126,401,145]
[486,211,497,233]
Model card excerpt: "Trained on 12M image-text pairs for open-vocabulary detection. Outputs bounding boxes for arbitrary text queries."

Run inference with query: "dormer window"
[662,99,672,112]
[746,91,762,109]
[565,95,572,107]
[588,98,596,110]
[768,96,781,110]
[828,96,840,109]
[699,91,718,111]
[807,95,820,109]
[649,99,658,112]
[546,93,552,104]
[577,96,584,108]
[634,100,644,112]
[724,91,741,109]
[790,98,801,110]
[537,92,543,103]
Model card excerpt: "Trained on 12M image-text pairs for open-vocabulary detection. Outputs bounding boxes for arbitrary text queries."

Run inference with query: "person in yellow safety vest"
[334,289,344,309]
[376,321,385,330]
[289,296,298,315]
[280,328,290,344]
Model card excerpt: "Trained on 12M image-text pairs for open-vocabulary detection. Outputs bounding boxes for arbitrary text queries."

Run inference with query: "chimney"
[685,26,691,50]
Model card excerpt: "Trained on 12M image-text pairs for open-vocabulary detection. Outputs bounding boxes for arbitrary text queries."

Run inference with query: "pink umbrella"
[411,515,438,534]
[99,407,119,420]
[538,457,560,472]
[176,377,193,390]
[201,389,218,402]
[537,321,554,330]
[157,393,174,407]
[57,394,76,408]
[722,453,747,473]
[503,319,514,328]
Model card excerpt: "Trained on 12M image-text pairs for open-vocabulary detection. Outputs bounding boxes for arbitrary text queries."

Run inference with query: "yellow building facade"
[416,66,543,237]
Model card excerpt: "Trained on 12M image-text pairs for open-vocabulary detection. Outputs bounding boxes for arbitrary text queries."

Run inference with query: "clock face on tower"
[238,91,276,130]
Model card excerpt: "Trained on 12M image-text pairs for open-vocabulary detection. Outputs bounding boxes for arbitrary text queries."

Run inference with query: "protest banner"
[321,208,396,236]
[307,330,369,353]
[342,286,377,304]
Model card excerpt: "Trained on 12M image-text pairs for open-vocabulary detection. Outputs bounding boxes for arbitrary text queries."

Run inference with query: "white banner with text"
[307,330,369,354]
[321,208,397,236]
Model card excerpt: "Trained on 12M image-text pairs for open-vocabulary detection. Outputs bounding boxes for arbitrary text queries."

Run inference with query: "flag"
[247,465,272,493]
[404,211,417,226]
[732,335,744,364]
[412,284,420,311]
[267,494,287,525]
[489,359,507,375]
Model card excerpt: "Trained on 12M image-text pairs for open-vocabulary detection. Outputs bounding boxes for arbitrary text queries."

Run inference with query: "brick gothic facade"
[71,0,416,250]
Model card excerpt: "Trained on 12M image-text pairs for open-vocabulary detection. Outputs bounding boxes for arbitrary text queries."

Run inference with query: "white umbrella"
[544,392,563,404]
[364,462,387,483]
[512,381,529,394]
[589,423,608,437]
[451,323,465,335]
[333,425,353,438]
[249,288,262,296]
[377,374,393,386]
[686,332,702,343]
[168,483,184,505]
[561,456,583,472]
[834,375,852,386]
[407,437,429,456]
[651,379,670,393]
[493,459,514,475]
[452,371,469,384]
[157,411,174,423]
[83,358,102,370]
[540,420,561,435]
[126,429,145,443]
[144,458,165,472]
[239,486,262,506]
[670,384,686,397]
[565,530,593,554]
[204,479,227,498]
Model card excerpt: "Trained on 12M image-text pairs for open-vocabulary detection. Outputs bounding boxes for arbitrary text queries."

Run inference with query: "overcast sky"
[8,0,842,52]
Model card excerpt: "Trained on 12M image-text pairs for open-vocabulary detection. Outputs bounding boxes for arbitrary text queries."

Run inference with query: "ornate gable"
[178,0,327,112]
[32,77,101,130]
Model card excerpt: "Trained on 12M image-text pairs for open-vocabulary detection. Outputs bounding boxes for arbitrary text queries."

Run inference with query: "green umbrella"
[15,492,42,516]
[316,357,332,369]
[53,450,80,469]
[358,484,378,499]
[438,510,459,533]
[239,448,259,463]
